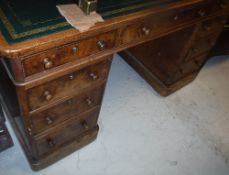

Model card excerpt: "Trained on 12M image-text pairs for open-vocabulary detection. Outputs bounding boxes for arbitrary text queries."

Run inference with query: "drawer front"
[197,15,228,38]
[31,85,104,134]
[184,34,219,62]
[28,59,111,111]
[167,54,208,85]
[120,1,223,45]
[23,30,116,76]
[34,107,99,157]
[121,1,224,44]
[168,60,200,84]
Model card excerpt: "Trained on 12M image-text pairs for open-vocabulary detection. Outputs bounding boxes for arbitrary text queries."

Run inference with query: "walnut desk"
[0,0,228,170]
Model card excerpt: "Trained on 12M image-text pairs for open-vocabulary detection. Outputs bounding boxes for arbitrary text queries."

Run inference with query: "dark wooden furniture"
[0,103,14,152]
[0,0,228,170]
[210,19,229,56]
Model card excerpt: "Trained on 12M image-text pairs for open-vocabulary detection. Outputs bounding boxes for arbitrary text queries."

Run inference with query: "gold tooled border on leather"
[100,1,157,18]
[0,7,69,40]
[0,1,157,41]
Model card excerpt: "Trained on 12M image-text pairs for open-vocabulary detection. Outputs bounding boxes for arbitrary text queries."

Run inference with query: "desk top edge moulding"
[0,0,228,171]
[0,0,201,59]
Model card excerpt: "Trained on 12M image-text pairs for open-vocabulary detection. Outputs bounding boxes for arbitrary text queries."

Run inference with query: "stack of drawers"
[29,60,112,159]
[1,0,228,170]
[1,30,117,170]
[119,0,229,96]
[182,15,228,72]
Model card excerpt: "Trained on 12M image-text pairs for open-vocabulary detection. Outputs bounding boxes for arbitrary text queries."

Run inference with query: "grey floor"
[0,54,229,175]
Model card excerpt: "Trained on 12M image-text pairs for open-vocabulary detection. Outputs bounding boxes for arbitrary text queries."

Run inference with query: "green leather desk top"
[0,0,174,44]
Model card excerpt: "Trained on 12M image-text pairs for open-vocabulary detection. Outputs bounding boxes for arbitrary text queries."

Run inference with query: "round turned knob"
[89,72,98,80]
[207,39,215,47]
[42,58,53,69]
[203,25,211,31]
[69,74,75,80]
[27,127,32,136]
[97,40,106,50]
[220,19,227,25]
[191,47,199,54]
[47,138,55,148]
[45,116,54,125]
[81,121,89,130]
[220,3,227,9]
[72,46,79,54]
[43,91,52,101]
[67,99,73,105]
[198,10,205,17]
[142,27,150,35]
[173,15,179,21]
[86,98,92,106]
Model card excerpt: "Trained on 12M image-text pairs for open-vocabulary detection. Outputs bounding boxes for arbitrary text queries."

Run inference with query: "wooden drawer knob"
[47,138,55,148]
[27,127,32,136]
[81,121,89,130]
[69,74,75,80]
[191,47,199,54]
[203,25,211,31]
[220,19,227,25]
[207,39,215,47]
[142,27,150,35]
[198,10,205,17]
[173,15,179,21]
[97,40,106,50]
[220,3,227,9]
[42,58,53,69]
[43,91,53,101]
[86,98,92,106]
[67,99,73,105]
[45,116,54,125]
[72,46,79,54]
[89,72,98,80]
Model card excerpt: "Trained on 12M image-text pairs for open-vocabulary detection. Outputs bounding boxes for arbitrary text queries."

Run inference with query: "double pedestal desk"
[0,0,228,170]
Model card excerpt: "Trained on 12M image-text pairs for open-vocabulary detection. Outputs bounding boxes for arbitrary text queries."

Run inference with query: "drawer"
[23,30,116,77]
[197,16,228,38]
[184,34,219,62]
[193,54,208,67]
[176,54,208,81]
[34,107,99,157]
[31,85,104,134]
[28,59,111,111]
[169,60,200,84]
[120,1,223,45]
